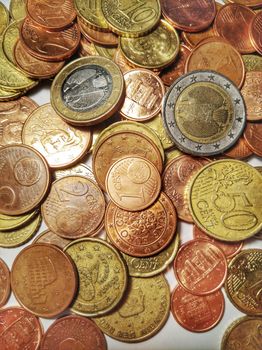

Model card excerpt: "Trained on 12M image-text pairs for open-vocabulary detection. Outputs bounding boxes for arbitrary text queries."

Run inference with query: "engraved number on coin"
[117,0,157,23]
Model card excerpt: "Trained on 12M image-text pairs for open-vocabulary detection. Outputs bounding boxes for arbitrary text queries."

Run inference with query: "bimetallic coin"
[225,249,262,315]
[9,0,27,20]
[0,3,9,36]
[33,229,70,249]
[0,210,38,231]
[241,71,262,121]
[0,258,10,308]
[94,274,170,342]
[55,163,96,183]
[243,54,262,71]
[244,121,262,157]
[250,12,262,55]
[189,160,262,241]
[2,20,21,64]
[163,71,246,156]
[64,238,127,317]
[51,57,124,126]
[74,0,109,31]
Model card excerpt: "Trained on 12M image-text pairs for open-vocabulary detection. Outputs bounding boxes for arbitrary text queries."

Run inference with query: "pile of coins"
[0,0,262,349]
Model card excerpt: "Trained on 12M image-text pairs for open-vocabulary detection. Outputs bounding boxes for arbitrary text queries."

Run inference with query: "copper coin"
[11,243,77,318]
[160,45,191,87]
[0,144,50,215]
[41,176,105,239]
[0,97,38,147]
[162,0,216,32]
[41,315,107,350]
[185,38,245,88]
[0,258,10,308]
[193,225,243,259]
[33,229,71,249]
[223,136,253,159]
[244,121,262,157]
[214,4,256,53]
[106,156,161,212]
[78,36,97,57]
[27,0,76,31]
[120,69,165,122]
[225,0,262,8]
[241,71,262,121]
[105,193,177,257]
[0,307,42,349]
[250,11,262,54]
[171,285,225,332]
[113,48,135,74]
[20,18,80,62]
[174,239,228,295]
[14,40,65,79]
[162,155,209,223]
[182,26,218,48]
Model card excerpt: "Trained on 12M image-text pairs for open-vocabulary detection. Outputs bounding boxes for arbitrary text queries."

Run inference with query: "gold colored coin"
[101,0,161,37]
[64,238,127,316]
[2,21,21,64]
[165,148,183,164]
[74,0,109,31]
[94,274,170,342]
[120,20,180,69]
[0,215,41,248]
[55,163,96,183]
[92,43,117,59]
[9,0,27,21]
[242,54,262,71]
[0,86,22,101]
[0,3,9,37]
[189,160,262,241]
[0,210,38,231]
[225,249,262,315]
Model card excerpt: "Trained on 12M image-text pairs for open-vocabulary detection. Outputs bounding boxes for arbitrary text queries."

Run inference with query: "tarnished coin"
[55,163,96,183]
[250,11,262,55]
[189,160,262,241]
[64,238,127,316]
[163,70,246,156]
[2,20,21,64]
[0,258,10,308]
[225,249,262,315]
[174,239,228,295]
[11,244,78,318]
[241,71,262,121]
[244,121,262,157]
[33,229,71,249]
[0,307,42,350]
[22,104,92,169]
[51,56,124,126]
[243,54,262,71]
[9,0,27,20]
[0,3,9,36]
[182,25,219,48]
[74,0,109,31]
[41,315,107,350]
[106,156,161,211]
[224,136,253,159]
[94,274,170,342]
[42,176,105,239]
[0,145,50,215]
[0,210,38,231]
[171,286,225,332]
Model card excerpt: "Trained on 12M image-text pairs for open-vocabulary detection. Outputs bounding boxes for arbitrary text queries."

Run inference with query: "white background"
[1,1,262,349]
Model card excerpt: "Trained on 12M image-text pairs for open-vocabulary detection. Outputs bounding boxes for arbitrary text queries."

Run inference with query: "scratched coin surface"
[64,238,127,316]
[0,307,42,350]
[33,229,71,249]
[0,258,10,308]
[0,2,9,36]
[163,71,246,156]
[244,122,262,157]
[250,11,262,55]
[106,156,161,211]
[22,104,92,169]
[171,286,225,332]
[189,160,262,241]
[174,239,228,295]
[11,244,77,318]
[94,274,170,342]
[41,315,107,350]
[0,145,50,215]
[241,71,262,121]
[42,176,105,239]
[225,249,262,315]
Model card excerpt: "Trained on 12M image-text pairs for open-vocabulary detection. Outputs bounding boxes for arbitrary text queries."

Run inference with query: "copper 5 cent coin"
[0,307,43,350]
[0,144,50,216]
[244,121,262,157]
[41,315,107,350]
[0,258,10,308]
[174,239,228,295]
[11,244,78,318]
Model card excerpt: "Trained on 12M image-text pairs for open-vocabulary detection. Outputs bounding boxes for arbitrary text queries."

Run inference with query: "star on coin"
[196,144,202,150]
[213,143,220,149]
[169,121,175,128]
[228,132,235,139]
[176,85,182,92]
[224,83,231,89]
[179,136,186,143]
[190,75,197,82]
[236,117,243,122]
[208,74,215,81]
[234,98,240,104]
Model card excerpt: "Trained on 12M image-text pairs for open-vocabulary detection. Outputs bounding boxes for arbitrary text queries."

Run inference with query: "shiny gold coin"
[92,43,117,59]
[0,86,22,101]
[74,0,109,31]
[189,160,262,241]
[0,210,38,231]
[9,0,27,21]
[94,274,170,342]
[55,163,96,183]
[120,19,180,69]
[225,249,262,315]
[2,21,21,64]
[101,0,161,37]
[165,148,183,164]
[51,57,124,126]
[242,54,262,71]
[64,237,127,316]
[0,215,41,248]
[0,3,9,37]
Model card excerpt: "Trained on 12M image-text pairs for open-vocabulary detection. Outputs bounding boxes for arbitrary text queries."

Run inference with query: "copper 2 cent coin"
[0,258,10,308]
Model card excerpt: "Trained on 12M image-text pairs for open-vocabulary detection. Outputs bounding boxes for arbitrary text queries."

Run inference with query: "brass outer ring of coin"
[162,70,246,156]
[51,56,125,126]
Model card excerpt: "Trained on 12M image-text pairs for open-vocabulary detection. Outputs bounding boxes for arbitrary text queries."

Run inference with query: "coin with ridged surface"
[243,54,262,71]
[2,20,21,64]
[0,3,9,36]
[74,0,109,31]
[0,258,10,308]
[0,210,38,231]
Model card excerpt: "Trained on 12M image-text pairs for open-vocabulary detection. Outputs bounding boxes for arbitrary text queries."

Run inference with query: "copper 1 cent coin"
[33,229,71,249]
[214,3,256,54]
[174,239,228,295]
[41,315,107,350]
[171,285,225,332]
[250,11,262,55]
[244,121,262,157]
[0,307,42,349]
[26,0,76,31]
[41,176,105,239]
[120,69,165,121]
[162,0,216,32]
[193,225,243,259]
[0,258,10,308]
[0,96,38,147]
[20,18,80,61]
[105,193,177,257]
[241,71,262,121]
[162,155,209,222]
[11,243,77,318]
[0,144,50,216]
[185,38,245,88]
[223,136,253,159]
